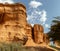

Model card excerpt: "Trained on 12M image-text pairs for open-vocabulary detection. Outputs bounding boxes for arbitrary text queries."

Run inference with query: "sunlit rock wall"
[0,3,49,46]
[0,3,27,42]
[33,24,44,44]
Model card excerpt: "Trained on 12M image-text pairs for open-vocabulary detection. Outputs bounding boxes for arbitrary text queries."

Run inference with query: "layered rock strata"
[0,3,49,46]
[0,3,27,43]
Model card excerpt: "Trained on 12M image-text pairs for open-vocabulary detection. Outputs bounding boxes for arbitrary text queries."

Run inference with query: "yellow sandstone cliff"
[0,3,49,46]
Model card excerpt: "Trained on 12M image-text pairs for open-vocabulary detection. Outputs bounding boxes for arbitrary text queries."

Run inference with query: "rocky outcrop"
[0,3,49,46]
[33,24,44,44]
[26,24,32,38]
[0,3,27,43]
[43,34,50,45]
[25,24,37,46]
[25,24,49,46]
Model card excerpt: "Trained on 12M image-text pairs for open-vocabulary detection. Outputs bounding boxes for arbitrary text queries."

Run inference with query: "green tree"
[48,16,60,41]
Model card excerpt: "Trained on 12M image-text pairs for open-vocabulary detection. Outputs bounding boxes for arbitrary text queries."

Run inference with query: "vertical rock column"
[33,24,44,44]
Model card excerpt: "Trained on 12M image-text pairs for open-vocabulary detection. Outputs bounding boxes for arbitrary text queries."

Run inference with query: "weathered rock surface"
[25,24,36,46]
[0,3,27,44]
[43,34,50,45]
[33,24,44,44]
[26,24,32,38]
[0,3,49,46]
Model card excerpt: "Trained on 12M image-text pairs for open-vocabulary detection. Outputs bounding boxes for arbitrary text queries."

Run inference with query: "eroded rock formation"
[33,24,44,44]
[0,3,27,43]
[0,3,49,46]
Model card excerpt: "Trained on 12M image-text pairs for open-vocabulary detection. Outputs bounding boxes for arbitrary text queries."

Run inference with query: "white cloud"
[29,0,42,8]
[27,9,47,25]
[40,10,47,24]
[27,0,47,25]
[0,0,14,3]
[45,24,50,28]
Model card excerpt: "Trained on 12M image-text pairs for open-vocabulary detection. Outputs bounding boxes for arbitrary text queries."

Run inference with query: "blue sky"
[0,0,60,33]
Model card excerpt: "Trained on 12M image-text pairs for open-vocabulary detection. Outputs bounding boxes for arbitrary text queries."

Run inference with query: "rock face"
[26,24,32,38]
[25,24,37,46]
[0,3,27,43]
[33,24,44,44]
[0,3,49,46]
[43,34,50,45]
